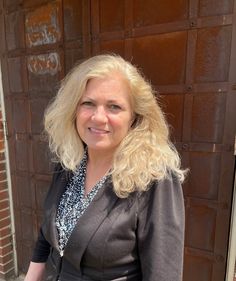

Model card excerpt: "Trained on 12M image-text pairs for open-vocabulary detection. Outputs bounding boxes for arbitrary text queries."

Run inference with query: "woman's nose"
[91,106,108,123]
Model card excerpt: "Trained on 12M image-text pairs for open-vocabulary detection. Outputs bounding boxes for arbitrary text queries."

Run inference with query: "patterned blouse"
[55,152,108,257]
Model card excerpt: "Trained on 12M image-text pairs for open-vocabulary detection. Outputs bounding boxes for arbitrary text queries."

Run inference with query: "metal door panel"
[12,99,29,133]
[32,140,52,175]
[99,0,125,33]
[64,0,83,41]
[183,152,221,200]
[27,52,62,92]
[5,10,25,51]
[100,40,125,57]
[132,32,187,85]
[30,98,49,134]
[7,57,24,92]
[184,255,213,281]
[191,93,226,142]
[160,94,184,142]
[194,26,232,82]
[186,201,217,251]
[63,0,90,73]
[15,175,32,209]
[133,0,188,26]
[25,2,62,48]
[199,0,234,17]
[15,137,30,172]
[34,177,50,215]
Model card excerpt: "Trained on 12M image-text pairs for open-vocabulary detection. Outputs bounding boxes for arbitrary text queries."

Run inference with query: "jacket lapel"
[44,167,72,251]
[63,178,118,269]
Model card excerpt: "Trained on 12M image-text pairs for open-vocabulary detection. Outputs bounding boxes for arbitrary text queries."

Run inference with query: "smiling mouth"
[89,127,110,134]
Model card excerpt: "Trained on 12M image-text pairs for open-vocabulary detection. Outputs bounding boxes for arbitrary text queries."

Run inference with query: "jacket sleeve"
[31,163,64,263]
[31,227,51,263]
[137,173,185,281]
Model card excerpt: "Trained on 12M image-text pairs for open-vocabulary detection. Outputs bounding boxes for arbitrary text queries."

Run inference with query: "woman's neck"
[84,149,113,195]
[87,149,114,170]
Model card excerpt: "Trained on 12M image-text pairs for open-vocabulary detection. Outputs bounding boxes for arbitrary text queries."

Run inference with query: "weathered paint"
[25,2,61,47]
[27,52,61,75]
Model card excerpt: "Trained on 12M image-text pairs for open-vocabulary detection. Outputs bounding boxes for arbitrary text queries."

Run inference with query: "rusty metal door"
[0,1,236,280]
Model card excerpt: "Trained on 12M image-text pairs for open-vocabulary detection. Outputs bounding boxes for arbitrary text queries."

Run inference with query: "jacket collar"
[64,178,118,268]
[45,169,118,270]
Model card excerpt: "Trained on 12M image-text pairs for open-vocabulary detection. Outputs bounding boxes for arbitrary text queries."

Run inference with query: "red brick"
[0,217,10,229]
[0,200,9,210]
[0,181,7,192]
[0,269,15,280]
[0,260,14,273]
[0,172,6,182]
[0,234,11,246]
[0,190,8,201]
[0,153,5,161]
[0,244,12,256]
[0,226,11,238]
[0,252,13,264]
[0,141,4,151]
[0,162,6,171]
[0,208,10,220]
[0,226,11,237]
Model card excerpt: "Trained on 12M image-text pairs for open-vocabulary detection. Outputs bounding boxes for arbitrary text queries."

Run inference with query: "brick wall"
[0,108,14,279]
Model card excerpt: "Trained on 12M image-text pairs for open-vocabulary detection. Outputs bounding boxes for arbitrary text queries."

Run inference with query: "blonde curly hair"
[44,54,186,198]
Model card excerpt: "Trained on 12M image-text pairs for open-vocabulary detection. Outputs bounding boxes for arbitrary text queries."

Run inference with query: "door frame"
[225,1,236,278]
[226,159,236,281]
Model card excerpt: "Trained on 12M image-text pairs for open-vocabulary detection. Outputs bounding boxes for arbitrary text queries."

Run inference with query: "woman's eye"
[109,104,122,110]
[80,101,94,107]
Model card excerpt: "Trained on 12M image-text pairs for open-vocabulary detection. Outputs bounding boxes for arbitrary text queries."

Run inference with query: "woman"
[25,54,186,281]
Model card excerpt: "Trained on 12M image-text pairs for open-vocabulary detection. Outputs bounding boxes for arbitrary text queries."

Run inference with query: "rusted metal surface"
[27,52,62,93]
[199,0,234,17]
[99,0,125,32]
[25,2,61,47]
[160,94,184,142]
[27,52,61,75]
[194,26,232,82]
[64,0,83,41]
[5,10,25,51]
[7,57,24,92]
[132,31,187,86]
[133,0,188,26]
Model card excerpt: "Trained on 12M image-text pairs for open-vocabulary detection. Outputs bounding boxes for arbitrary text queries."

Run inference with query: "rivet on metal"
[186,85,193,92]
[182,143,189,151]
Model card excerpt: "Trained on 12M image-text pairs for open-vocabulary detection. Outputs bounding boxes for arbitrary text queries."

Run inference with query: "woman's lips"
[89,127,109,134]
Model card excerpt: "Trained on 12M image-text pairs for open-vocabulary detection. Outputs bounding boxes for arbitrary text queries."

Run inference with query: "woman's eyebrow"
[80,96,95,101]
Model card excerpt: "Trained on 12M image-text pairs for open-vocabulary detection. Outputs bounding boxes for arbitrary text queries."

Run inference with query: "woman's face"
[76,74,133,156]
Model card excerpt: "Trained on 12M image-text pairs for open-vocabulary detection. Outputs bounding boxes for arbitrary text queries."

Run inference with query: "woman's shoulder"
[51,162,72,181]
[137,171,184,213]
[145,170,181,194]
[45,162,71,196]
[52,162,64,174]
